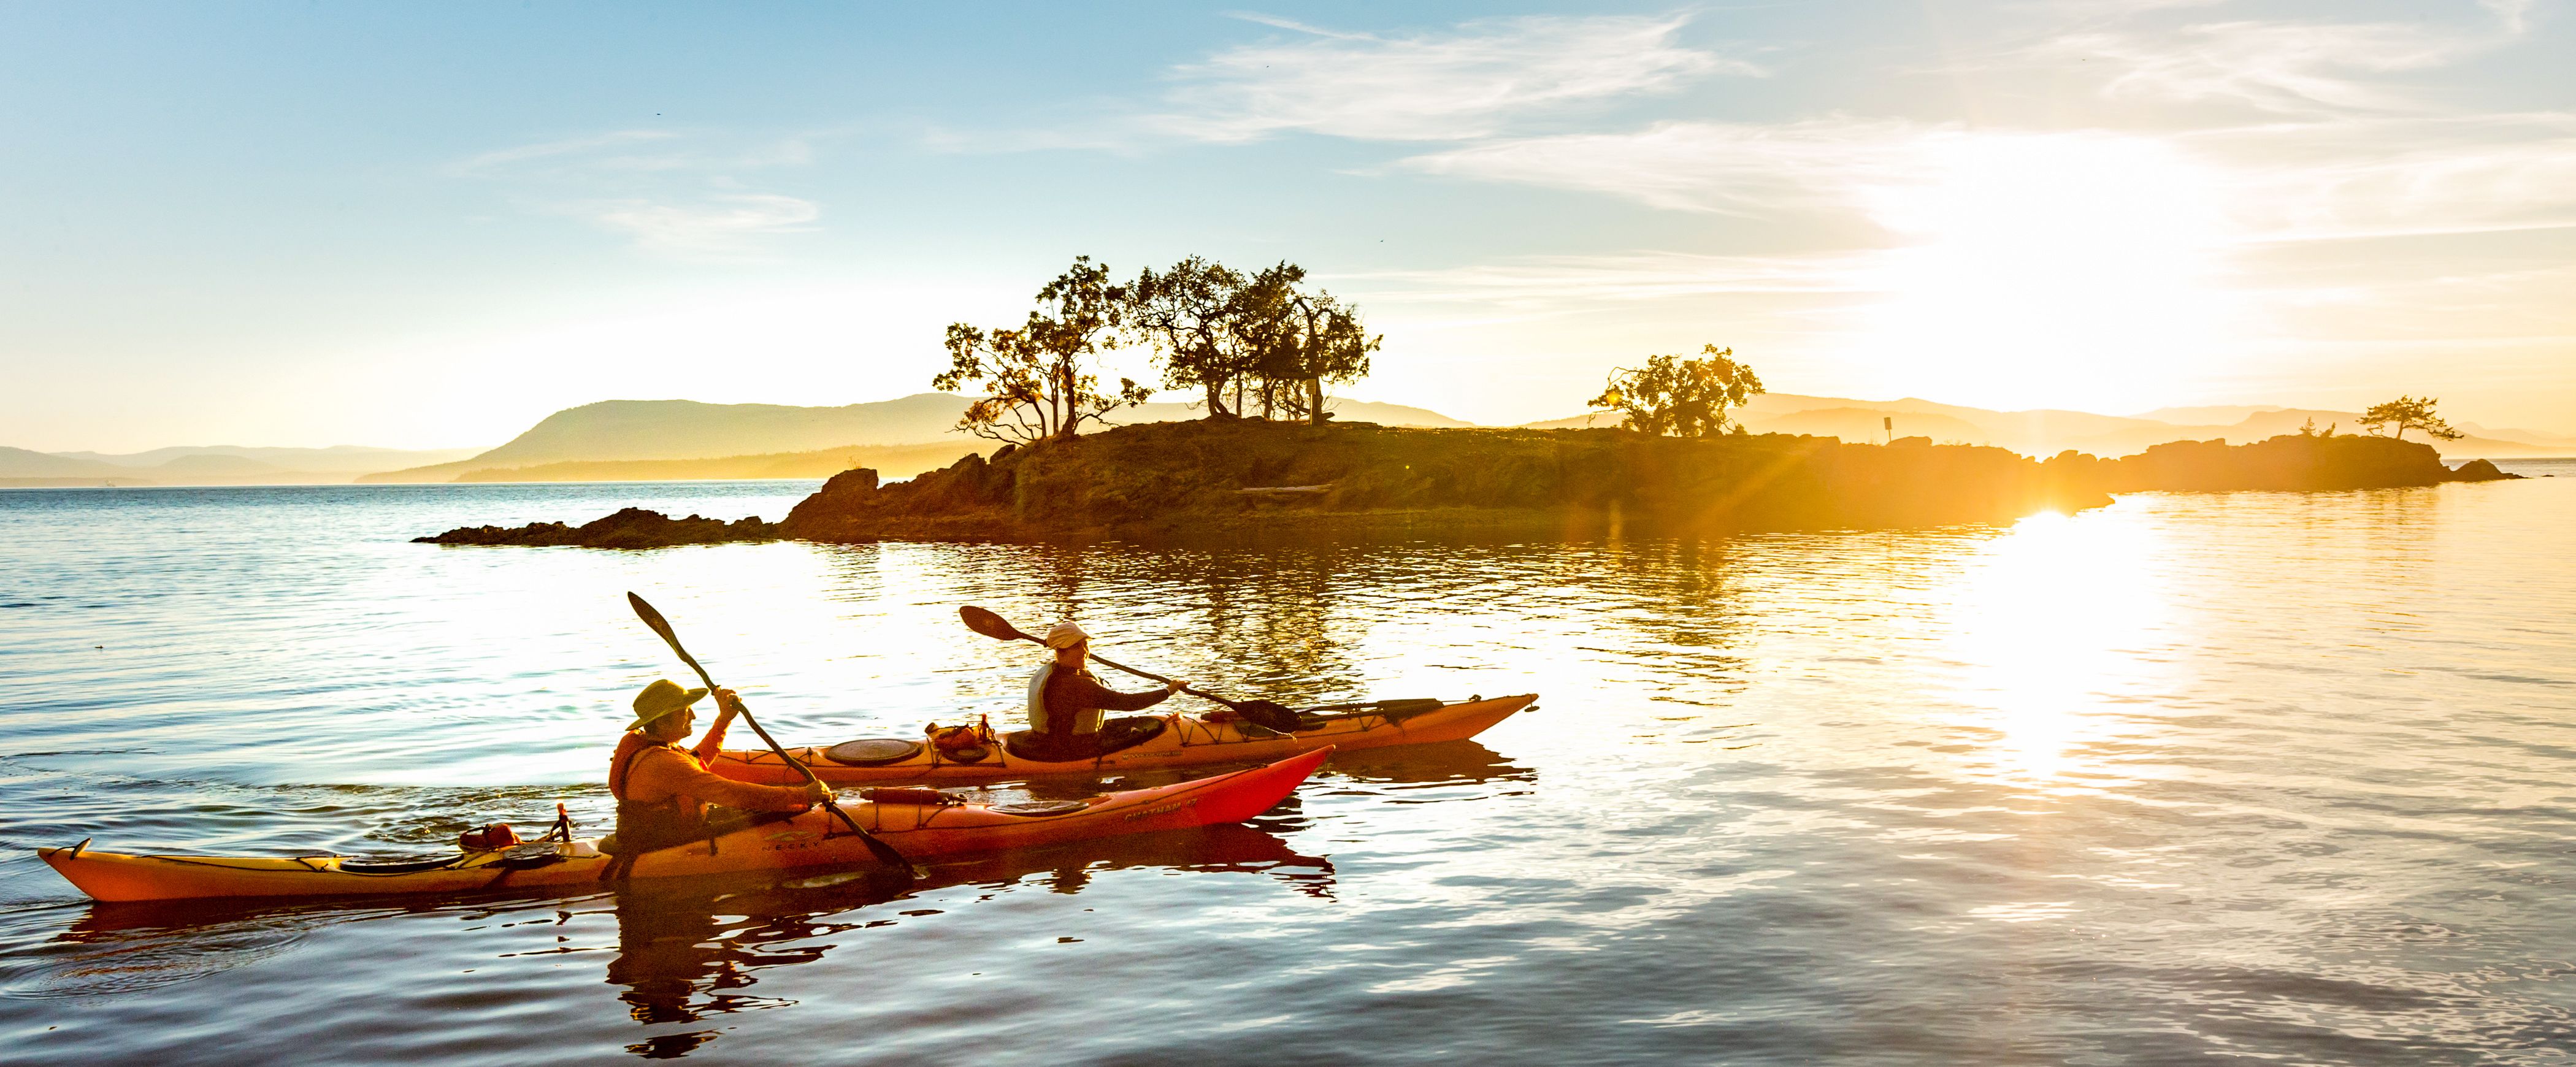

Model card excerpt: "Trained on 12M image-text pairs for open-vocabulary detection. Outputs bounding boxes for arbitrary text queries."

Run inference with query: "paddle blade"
[627,592,673,643]
[627,592,713,687]
[959,605,1031,643]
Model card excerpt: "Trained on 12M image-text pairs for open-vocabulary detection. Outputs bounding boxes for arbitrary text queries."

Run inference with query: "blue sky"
[6,1,2572,450]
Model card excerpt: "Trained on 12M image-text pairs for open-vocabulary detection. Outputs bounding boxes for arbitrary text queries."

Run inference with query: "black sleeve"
[1069,672,1173,713]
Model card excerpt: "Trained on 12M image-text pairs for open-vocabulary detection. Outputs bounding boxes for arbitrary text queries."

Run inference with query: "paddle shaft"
[956,605,1301,732]
[1081,650,1236,709]
[627,594,911,874]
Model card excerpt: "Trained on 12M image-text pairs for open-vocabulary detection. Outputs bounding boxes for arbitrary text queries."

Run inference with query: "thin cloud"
[1340,250,1892,306]
[448,130,821,258]
[445,129,678,177]
[581,194,822,258]
[1154,13,1760,143]
[1401,111,2576,247]
[2045,20,2488,113]
[2028,0,2536,117]
[1400,118,1933,215]
[2196,114,2576,242]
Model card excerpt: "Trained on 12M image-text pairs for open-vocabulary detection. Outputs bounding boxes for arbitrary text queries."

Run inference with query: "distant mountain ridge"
[361,393,1470,483]
[1523,394,2572,459]
[15,391,2566,489]
[1,444,480,486]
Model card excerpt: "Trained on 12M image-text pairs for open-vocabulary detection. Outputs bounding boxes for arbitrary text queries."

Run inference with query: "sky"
[4,1,2572,452]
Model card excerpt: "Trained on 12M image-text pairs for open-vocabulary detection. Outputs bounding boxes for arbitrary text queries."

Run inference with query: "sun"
[1846,132,2244,414]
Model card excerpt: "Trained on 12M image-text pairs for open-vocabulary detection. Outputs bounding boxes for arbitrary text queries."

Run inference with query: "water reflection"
[600,825,1330,1054]
[1930,510,2172,788]
[1324,740,1533,789]
[10,480,2575,1065]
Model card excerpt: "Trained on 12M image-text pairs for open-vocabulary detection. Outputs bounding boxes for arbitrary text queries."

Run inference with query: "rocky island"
[413,420,2518,549]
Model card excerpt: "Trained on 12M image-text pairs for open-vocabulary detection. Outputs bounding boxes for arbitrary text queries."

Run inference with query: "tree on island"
[1588,345,1766,438]
[932,256,1150,443]
[1267,285,1379,424]
[1125,257,1380,425]
[2357,396,2463,443]
[1128,256,1254,418]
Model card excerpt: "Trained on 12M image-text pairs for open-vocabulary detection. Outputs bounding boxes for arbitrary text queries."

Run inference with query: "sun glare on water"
[1932,509,2174,790]
[1850,133,2243,413]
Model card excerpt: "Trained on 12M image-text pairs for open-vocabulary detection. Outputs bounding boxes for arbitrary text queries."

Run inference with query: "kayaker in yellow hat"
[1022,621,1184,761]
[606,679,832,856]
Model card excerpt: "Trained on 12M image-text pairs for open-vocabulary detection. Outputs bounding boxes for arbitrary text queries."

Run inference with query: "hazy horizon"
[14,389,2570,458]
[7,2,2572,452]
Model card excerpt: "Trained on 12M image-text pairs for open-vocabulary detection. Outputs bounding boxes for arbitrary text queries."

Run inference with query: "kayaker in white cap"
[1024,621,1184,761]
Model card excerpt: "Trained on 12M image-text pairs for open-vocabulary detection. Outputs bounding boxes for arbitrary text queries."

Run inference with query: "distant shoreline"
[9,453,2564,494]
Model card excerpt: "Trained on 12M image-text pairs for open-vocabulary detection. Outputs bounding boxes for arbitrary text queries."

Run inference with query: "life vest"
[605,733,713,857]
[1027,662,1105,736]
[1026,663,1053,731]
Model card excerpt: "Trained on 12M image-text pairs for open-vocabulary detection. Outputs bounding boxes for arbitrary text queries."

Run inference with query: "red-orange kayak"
[39,748,1331,903]
[712,694,1535,787]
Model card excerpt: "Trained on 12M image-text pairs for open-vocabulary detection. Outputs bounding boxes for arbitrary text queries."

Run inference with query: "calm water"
[3,466,2574,1065]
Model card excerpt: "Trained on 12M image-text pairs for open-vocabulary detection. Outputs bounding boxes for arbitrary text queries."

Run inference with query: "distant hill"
[445,443,986,484]
[361,393,1470,483]
[0,446,132,484]
[3,444,486,486]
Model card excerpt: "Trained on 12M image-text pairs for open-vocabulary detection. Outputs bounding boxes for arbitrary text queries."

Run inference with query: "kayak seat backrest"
[826,738,926,766]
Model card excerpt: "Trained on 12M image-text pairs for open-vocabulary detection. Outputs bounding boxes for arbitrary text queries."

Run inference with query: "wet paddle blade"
[959,605,1032,643]
[628,592,714,689]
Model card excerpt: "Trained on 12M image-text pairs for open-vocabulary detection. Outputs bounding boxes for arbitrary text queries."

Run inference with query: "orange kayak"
[709,694,1535,786]
[40,748,1331,903]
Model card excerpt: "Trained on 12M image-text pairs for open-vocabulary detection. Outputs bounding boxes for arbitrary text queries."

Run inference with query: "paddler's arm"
[1066,672,1183,713]
[632,747,829,814]
[690,687,746,763]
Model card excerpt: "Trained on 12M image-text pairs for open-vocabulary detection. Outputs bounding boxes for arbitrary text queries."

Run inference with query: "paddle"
[957,605,1306,734]
[627,592,916,881]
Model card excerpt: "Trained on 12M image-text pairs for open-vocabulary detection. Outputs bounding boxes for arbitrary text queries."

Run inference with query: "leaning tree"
[1262,285,1380,425]
[2357,395,2464,443]
[932,256,1149,443]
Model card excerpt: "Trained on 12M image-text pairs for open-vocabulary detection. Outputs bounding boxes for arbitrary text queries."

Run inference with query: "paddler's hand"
[1164,679,1188,694]
[711,687,745,718]
[802,780,836,806]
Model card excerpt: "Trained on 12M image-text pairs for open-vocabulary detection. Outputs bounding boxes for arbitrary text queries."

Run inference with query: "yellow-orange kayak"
[710,694,1535,787]
[40,748,1331,903]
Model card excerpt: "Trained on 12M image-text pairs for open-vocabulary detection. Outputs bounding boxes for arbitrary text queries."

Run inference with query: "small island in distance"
[416,416,2519,549]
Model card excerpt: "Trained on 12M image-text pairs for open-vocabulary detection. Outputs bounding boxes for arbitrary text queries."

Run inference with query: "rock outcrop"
[2039,434,2522,492]
[415,507,780,548]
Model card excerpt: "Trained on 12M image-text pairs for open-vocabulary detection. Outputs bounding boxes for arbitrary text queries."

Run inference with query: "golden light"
[1931,507,2172,789]
[1850,132,2242,413]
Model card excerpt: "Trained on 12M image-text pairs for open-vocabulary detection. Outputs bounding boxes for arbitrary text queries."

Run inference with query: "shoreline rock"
[415,507,780,548]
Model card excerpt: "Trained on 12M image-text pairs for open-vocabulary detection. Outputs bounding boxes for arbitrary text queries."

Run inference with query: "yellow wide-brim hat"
[627,678,708,731]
